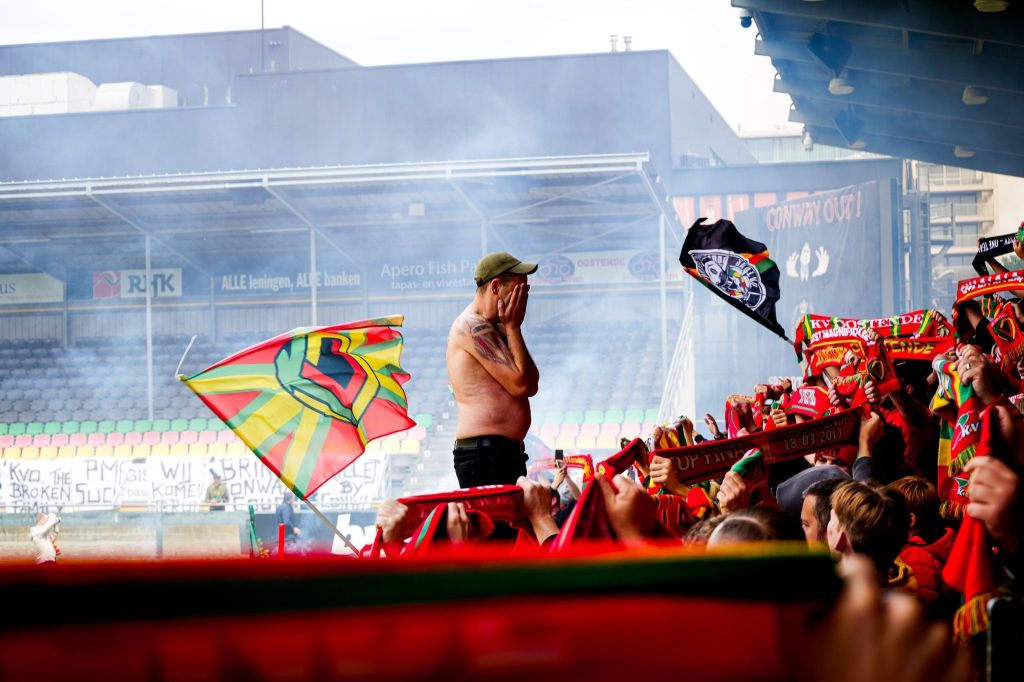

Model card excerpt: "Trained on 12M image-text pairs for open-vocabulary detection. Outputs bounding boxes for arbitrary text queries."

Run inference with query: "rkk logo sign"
[93,269,183,299]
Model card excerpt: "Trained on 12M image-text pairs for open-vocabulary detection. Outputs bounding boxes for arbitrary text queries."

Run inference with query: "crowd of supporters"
[372,267,1024,678]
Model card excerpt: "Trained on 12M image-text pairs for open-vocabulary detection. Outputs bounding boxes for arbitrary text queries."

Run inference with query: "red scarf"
[932,354,983,518]
[724,395,756,438]
[883,336,955,361]
[941,401,1006,639]
[368,486,534,557]
[651,410,861,488]
[550,482,616,551]
[596,438,648,480]
[806,328,901,396]
[794,309,954,360]
[954,269,1024,307]
[553,440,696,550]
[989,302,1024,371]
[529,455,595,483]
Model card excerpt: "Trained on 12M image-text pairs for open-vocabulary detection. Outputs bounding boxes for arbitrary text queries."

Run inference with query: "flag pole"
[300,496,360,554]
[174,335,197,379]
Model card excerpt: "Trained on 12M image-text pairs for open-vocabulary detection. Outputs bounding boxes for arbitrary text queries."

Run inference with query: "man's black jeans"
[452,435,528,488]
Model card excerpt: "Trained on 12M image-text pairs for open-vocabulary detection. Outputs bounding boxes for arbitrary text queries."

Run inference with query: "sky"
[0,0,797,133]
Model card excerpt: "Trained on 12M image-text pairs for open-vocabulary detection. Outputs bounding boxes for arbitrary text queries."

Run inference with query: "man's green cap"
[474,251,538,284]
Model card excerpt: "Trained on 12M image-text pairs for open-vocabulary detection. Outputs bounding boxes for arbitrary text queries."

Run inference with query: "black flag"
[680,218,787,339]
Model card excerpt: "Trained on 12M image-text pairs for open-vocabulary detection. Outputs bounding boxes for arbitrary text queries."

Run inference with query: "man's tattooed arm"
[465,319,513,367]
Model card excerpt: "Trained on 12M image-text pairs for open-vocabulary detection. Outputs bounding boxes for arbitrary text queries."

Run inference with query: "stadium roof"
[0,153,680,282]
[733,0,1024,177]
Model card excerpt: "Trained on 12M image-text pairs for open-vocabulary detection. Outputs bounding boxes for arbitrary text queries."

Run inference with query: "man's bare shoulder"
[449,311,512,367]
[450,310,493,341]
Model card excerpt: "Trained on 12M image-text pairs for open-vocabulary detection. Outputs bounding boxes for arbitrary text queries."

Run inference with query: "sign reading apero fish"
[93,268,183,299]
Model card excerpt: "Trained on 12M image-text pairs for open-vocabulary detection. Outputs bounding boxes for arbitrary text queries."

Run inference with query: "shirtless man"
[447,252,540,488]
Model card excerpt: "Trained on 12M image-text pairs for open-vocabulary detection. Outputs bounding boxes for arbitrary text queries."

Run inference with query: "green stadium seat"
[60,421,80,435]
[187,418,207,431]
[206,418,226,431]
[545,411,564,425]
[584,410,604,424]
[98,420,117,434]
[115,419,135,433]
[26,422,44,435]
[624,409,645,423]
[0,424,7,436]
[605,410,625,424]
[644,408,660,422]
[564,411,584,425]
[133,419,152,432]
[8,423,26,436]
[170,418,189,432]
[414,413,433,428]
[79,420,98,434]
[43,422,62,435]
[152,419,171,432]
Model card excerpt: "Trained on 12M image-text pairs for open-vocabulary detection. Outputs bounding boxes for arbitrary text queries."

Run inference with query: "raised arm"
[31,513,59,539]
[496,282,539,395]
[458,286,539,398]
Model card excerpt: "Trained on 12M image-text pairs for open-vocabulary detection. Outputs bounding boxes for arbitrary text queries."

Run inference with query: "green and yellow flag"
[181,316,414,498]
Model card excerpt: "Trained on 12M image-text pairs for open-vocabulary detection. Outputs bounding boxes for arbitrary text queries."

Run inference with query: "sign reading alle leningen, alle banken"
[218,269,363,295]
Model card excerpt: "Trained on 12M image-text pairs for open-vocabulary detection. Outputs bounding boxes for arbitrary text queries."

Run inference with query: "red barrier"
[0,546,838,681]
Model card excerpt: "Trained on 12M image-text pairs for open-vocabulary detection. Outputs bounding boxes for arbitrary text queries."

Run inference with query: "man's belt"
[454,435,525,450]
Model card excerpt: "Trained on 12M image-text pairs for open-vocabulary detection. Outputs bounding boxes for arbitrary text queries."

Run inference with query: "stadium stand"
[0,318,665,507]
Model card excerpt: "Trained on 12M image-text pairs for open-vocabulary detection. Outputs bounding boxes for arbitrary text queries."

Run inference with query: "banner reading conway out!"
[735,182,884,336]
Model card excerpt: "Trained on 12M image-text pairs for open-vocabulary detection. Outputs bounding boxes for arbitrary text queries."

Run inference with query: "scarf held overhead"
[955,269,1024,307]
[652,410,862,487]
[368,485,533,557]
[972,230,1021,276]
[793,309,952,360]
